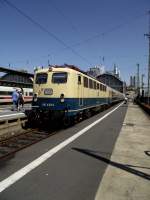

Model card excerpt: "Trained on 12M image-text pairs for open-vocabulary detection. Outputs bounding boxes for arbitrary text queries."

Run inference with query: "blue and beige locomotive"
[31,64,124,125]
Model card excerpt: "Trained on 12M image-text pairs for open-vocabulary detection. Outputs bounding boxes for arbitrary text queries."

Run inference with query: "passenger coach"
[0,86,33,104]
[31,65,124,125]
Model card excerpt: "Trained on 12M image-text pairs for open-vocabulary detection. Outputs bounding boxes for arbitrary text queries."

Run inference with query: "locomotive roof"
[34,65,123,95]
[35,64,86,74]
[35,64,103,83]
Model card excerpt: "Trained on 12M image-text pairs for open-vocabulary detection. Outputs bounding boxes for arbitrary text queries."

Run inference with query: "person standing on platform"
[12,89,19,111]
[18,90,24,110]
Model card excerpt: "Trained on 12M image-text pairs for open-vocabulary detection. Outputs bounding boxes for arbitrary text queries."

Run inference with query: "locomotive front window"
[36,73,48,84]
[52,72,67,83]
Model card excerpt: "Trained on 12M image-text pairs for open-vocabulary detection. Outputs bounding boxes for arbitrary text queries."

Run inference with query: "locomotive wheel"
[86,110,92,118]
[83,110,91,119]
[77,112,83,122]
[63,117,71,128]
[25,110,41,128]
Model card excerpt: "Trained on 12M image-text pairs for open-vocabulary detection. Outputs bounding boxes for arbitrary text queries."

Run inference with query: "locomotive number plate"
[44,88,53,95]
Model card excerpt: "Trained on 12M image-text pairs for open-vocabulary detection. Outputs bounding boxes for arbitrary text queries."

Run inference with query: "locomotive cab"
[32,67,76,122]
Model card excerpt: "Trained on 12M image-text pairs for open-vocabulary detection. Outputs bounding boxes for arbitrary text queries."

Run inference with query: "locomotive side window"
[78,75,81,84]
[52,73,67,83]
[84,77,88,88]
[94,81,96,89]
[100,84,103,91]
[97,83,99,90]
[36,73,48,84]
[102,85,104,91]
[89,79,93,89]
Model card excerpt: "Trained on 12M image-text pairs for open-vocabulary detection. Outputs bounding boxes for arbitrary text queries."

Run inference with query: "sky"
[0,0,150,84]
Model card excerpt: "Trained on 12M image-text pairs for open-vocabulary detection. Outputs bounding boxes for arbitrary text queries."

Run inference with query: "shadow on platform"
[72,147,150,181]
[145,151,150,157]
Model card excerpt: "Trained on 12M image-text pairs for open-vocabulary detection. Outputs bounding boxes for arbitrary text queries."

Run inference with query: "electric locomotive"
[30,64,124,126]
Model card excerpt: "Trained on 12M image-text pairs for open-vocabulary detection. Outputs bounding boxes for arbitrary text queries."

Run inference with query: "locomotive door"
[78,75,83,106]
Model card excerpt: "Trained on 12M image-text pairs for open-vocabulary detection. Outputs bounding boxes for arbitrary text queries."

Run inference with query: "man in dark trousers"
[18,90,24,110]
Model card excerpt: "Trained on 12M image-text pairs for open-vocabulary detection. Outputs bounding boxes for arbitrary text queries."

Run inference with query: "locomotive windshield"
[52,72,67,83]
[36,73,48,84]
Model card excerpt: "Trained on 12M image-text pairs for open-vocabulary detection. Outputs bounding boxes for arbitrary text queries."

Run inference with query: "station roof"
[0,66,34,77]
[97,72,123,83]
[0,66,33,88]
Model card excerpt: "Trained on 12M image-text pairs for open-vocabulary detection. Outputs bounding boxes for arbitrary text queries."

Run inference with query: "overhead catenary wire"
[34,10,148,64]
[47,0,80,33]
[1,0,148,67]
[56,11,148,51]
[41,11,150,62]
[43,11,148,57]
[1,0,92,65]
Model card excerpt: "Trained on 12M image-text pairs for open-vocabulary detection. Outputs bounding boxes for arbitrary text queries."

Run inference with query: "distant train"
[29,65,125,126]
[0,86,33,104]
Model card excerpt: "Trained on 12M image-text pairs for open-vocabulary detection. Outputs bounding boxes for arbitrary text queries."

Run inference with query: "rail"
[135,99,150,115]
[0,129,54,160]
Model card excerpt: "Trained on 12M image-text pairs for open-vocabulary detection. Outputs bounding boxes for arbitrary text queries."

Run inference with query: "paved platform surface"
[0,103,127,200]
[0,104,31,119]
[95,102,150,200]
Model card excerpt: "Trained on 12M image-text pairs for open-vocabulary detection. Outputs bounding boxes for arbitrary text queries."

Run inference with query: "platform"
[95,102,150,200]
[0,104,31,117]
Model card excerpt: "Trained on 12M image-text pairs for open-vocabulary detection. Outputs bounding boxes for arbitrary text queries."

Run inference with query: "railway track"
[0,108,96,160]
[0,128,56,160]
[0,102,123,160]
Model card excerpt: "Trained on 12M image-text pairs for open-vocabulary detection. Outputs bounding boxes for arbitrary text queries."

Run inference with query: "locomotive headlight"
[33,93,38,102]
[60,93,65,102]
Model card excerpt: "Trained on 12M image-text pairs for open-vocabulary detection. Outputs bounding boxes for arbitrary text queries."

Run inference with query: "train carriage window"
[36,73,48,84]
[52,72,67,83]
[89,79,93,89]
[29,92,33,96]
[0,91,12,95]
[84,77,88,88]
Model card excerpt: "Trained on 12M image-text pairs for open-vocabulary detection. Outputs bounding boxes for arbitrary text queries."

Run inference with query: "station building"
[97,72,125,93]
[0,66,33,88]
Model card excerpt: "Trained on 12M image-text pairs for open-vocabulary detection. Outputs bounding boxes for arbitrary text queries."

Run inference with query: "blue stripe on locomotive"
[33,97,111,116]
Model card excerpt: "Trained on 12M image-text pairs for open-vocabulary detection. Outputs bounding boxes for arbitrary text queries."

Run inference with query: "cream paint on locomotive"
[34,68,76,98]
[69,70,109,99]
[34,67,110,100]
[66,70,109,100]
